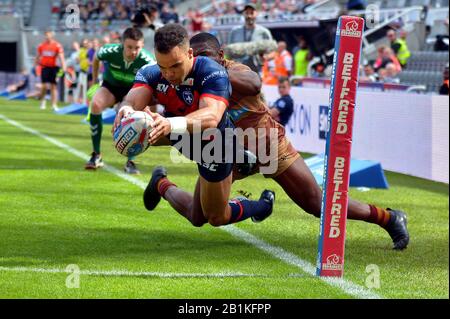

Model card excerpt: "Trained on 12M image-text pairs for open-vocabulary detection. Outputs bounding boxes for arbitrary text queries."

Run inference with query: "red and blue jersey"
[133,56,235,182]
[133,56,232,121]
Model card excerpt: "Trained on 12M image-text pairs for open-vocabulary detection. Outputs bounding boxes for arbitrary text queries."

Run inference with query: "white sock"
[40,100,46,109]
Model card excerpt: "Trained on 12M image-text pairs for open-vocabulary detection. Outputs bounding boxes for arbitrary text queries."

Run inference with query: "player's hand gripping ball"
[113,111,154,157]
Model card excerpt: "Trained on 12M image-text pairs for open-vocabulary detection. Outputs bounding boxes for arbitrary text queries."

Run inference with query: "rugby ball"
[113,111,153,157]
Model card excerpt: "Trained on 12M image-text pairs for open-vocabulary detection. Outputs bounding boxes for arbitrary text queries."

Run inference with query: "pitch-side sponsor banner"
[263,89,449,184]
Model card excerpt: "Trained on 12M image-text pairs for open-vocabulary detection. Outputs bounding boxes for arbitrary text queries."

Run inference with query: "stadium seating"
[0,0,33,25]
[398,51,448,92]
[368,0,449,7]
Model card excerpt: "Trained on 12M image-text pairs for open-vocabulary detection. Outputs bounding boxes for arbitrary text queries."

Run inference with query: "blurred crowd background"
[0,0,448,98]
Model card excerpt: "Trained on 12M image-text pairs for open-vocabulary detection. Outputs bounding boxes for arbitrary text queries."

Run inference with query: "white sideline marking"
[0,266,261,278]
[222,226,381,299]
[0,114,381,299]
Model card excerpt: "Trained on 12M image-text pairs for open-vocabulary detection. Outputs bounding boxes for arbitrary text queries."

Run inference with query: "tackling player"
[187,32,409,250]
[115,24,275,227]
[85,27,156,174]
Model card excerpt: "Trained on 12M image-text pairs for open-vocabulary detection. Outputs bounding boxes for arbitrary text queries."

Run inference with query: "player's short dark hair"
[122,27,144,42]
[190,32,221,50]
[155,23,189,54]
[278,77,290,85]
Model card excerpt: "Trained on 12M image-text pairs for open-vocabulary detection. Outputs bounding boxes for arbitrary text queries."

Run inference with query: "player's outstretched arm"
[148,96,227,144]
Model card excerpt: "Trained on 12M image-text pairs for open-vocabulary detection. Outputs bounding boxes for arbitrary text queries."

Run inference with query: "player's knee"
[91,100,104,114]
[190,219,206,227]
[207,215,227,227]
[190,211,207,227]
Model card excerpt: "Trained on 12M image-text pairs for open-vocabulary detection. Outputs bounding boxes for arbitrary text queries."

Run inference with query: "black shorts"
[169,114,235,183]
[41,66,59,84]
[102,80,132,103]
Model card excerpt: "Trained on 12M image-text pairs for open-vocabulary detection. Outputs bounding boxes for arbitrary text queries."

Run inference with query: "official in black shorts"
[101,80,132,103]
[41,66,60,84]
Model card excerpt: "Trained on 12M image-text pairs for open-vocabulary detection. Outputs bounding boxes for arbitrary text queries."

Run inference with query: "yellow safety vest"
[294,49,309,77]
[395,39,411,66]
[79,48,90,72]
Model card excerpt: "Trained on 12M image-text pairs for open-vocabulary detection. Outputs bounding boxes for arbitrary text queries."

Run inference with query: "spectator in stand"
[66,41,81,101]
[67,41,80,72]
[109,31,121,44]
[361,64,379,82]
[262,41,292,85]
[377,68,387,82]
[373,46,385,71]
[383,63,400,84]
[114,0,130,20]
[77,4,88,24]
[286,0,299,14]
[387,29,411,68]
[86,1,97,19]
[232,0,245,13]
[102,35,111,46]
[374,46,402,73]
[132,4,162,55]
[78,39,92,101]
[439,65,449,95]
[310,61,326,78]
[383,47,402,73]
[185,7,194,28]
[228,2,273,72]
[98,1,114,22]
[190,9,204,34]
[160,3,179,24]
[87,39,100,86]
[292,36,312,77]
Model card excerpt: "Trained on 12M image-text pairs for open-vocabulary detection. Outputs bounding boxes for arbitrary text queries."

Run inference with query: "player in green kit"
[85,27,156,174]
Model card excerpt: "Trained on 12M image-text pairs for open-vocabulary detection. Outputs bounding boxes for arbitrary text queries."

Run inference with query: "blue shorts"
[169,114,235,183]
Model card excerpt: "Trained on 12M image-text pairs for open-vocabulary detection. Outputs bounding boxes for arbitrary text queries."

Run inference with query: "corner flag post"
[316,16,365,277]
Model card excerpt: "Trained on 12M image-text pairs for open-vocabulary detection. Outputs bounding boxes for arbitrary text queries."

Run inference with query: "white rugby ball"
[113,111,153,157]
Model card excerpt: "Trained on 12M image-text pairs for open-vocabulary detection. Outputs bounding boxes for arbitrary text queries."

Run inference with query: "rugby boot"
[384,209,410,250]
[251,190,275,223]
[143,166,168,211]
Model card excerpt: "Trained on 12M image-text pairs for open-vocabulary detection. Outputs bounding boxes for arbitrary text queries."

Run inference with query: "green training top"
[97,43,155,87]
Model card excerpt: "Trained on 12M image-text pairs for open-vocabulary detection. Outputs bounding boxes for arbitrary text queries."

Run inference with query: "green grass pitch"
[0,99,448,299]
